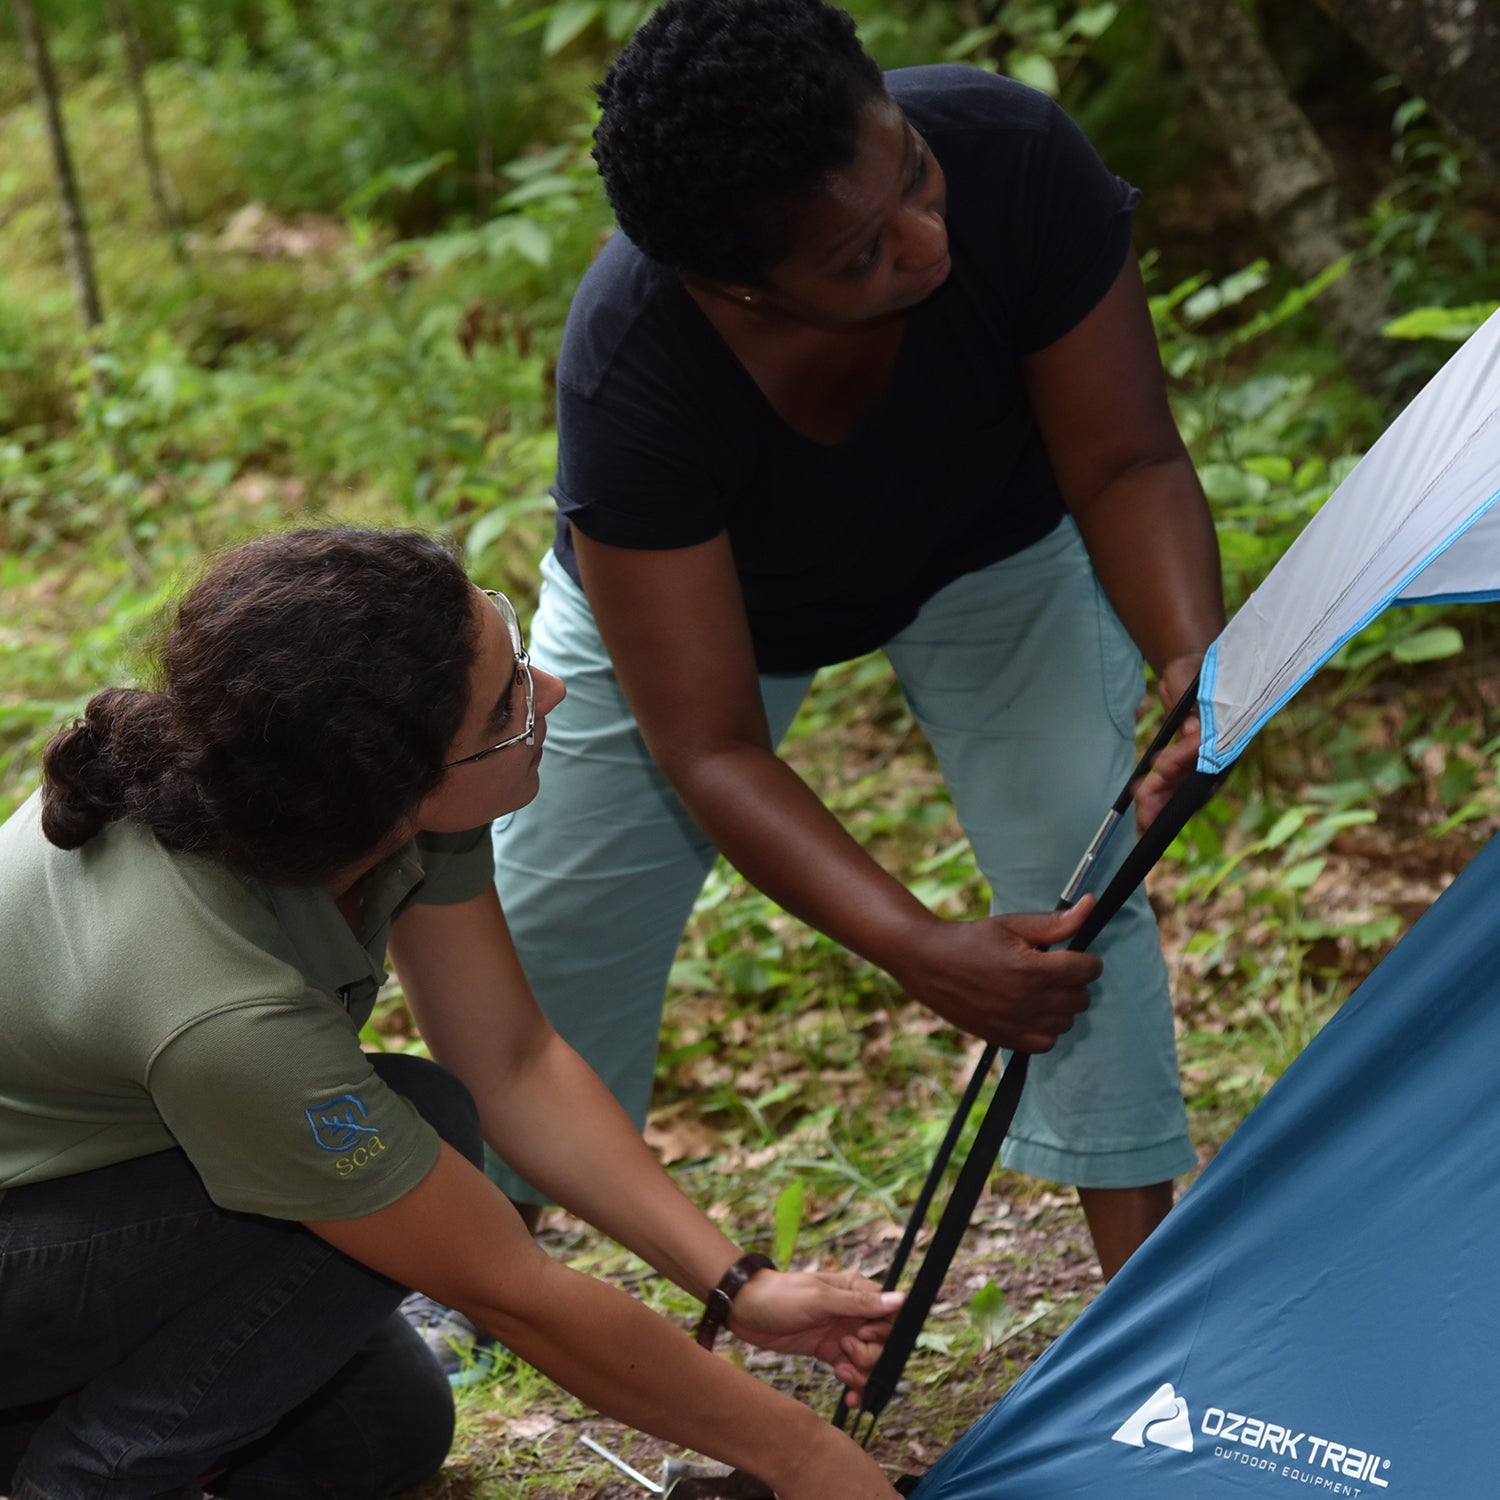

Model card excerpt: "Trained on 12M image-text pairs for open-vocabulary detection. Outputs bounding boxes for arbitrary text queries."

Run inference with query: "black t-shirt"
[551,65,1138,674]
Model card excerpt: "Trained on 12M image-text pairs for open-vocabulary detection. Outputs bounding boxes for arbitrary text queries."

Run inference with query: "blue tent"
[910,828,1500,1498]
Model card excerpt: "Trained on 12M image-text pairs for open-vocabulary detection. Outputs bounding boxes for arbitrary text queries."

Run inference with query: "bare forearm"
[1070,455,1225,680]
[472,1258,837,1486]
[658,741,1102,1048]
[666,740,934,976]
[393,898,742,1298]
[472,1031,743,1298]
[311,1152,897,1500]
[572,529,1100,1048]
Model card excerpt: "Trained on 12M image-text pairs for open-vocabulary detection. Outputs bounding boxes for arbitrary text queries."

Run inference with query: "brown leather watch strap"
[694,1253,775,1349]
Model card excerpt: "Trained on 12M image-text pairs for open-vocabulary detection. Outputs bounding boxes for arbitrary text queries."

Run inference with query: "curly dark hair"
[40,528,478,886]
[593,0,885,284]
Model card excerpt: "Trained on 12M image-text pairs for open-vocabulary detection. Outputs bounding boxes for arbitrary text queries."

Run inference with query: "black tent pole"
[835,677,1207,1376]
[835,680,1228,1441]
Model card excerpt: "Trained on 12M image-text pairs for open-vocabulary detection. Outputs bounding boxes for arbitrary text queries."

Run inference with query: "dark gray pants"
[0,1054,482,1500]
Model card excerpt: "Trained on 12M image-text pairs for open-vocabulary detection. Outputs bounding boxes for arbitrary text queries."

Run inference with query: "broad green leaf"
[1382,303,1498,342]
[1198,462,1270,505]
[944,25,1002,60]
[1263,808,1310,849]
[503,216,553,268]
[1182,262,1271,324]
[1392,97,1428,134]
[1293,458,1327,492]
[773,1180,805,1267]
[500,174,585,209]
[1390,626,1464,663]
[543,0,603,55]
[1070,4,1118,38]
[1007,50,1058,95]
[605,0,645,40]
[1242,454,1293,483]
[969,1281,1009,1351]
[722,953,772,994]
[1282,856,1326,890]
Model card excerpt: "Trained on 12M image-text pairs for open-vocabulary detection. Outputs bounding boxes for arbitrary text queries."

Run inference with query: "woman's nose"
[893,201,947,271]
[533,664,567,718]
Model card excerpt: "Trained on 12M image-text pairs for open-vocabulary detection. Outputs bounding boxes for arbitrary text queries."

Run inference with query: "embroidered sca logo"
[1113,1382,1195,1454]
[306,1094,381,1153]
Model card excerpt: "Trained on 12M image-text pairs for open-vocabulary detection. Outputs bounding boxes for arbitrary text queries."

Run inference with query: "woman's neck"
[321,823,411,906]
[682,278,908,445]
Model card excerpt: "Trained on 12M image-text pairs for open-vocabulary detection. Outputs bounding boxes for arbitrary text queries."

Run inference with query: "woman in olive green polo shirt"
[0,528,901,1500]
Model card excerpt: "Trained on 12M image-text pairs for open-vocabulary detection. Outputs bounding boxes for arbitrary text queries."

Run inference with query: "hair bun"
[39,689,149,849]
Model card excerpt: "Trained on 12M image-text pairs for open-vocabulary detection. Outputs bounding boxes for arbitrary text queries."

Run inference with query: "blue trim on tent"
[1194,644,1221,775]
[1196,481,1500,774]
[1396,587,1500,606]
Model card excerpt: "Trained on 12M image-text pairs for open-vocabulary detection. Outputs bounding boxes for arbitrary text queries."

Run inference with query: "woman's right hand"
[883,897,1101,1050]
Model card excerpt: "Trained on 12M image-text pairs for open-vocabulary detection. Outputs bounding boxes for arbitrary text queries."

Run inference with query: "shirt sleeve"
[147,999,443,1220]
[1011,97,1140,353]
[412,825,494,906]
[553,382,728,552]
[550,244,739,552]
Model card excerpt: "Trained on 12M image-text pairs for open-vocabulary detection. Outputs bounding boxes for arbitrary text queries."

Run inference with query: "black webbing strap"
[1066,767,1229,955]
[840,1048,1032,1444]
[843,677,1207,1367]
[836,684,1228,1442]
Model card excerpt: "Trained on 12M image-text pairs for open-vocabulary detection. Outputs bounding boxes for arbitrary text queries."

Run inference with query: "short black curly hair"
[593,0,886,284]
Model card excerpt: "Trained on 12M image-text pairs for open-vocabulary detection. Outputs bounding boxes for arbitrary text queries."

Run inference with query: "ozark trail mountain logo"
[1113,1382,1195,1454]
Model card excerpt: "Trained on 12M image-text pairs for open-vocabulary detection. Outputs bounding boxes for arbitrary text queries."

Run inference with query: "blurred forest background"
[2,1,1498,1494]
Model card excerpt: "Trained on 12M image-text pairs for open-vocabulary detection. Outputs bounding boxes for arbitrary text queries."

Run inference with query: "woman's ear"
[681,270,760,308]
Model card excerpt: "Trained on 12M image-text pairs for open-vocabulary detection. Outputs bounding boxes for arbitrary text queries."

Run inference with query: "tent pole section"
[838,751,1232,1439]
[1061,675,1202,906]
[1068,765,1230,954]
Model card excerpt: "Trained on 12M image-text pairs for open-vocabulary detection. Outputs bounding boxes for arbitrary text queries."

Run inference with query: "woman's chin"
[500,771,543,817]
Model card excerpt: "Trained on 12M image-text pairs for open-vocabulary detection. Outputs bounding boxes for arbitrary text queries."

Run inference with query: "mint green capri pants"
[489,518,1194,1199]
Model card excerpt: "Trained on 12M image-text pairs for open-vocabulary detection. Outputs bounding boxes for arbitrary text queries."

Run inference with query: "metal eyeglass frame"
[442,590,535,768]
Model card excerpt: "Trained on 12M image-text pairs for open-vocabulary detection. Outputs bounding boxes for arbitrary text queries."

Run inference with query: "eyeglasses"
[443,590,535,768]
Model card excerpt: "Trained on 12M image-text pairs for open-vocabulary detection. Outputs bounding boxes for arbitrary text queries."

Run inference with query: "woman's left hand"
[728,1269,905,1397]
[1131,654,1205,831]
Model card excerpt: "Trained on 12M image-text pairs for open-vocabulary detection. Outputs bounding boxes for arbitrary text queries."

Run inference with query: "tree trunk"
[12,0,103,330]
[1312,0,1500,188]
[1149,0,1394,395]
[105,0,186,258]
[451,0,495,213]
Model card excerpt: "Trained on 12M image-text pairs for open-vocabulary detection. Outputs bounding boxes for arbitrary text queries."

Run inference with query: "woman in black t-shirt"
[486,0,1224,1281]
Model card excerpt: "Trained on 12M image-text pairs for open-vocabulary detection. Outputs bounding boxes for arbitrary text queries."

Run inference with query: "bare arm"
[1024,254,1226,822]
[306,1146,897,1499]
[387,891,900,1386]
[389,889,744,1295]
[574,529,1100,1050]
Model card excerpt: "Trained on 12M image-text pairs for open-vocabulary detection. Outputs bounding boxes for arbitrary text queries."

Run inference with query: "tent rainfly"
[1198,302,1500,774]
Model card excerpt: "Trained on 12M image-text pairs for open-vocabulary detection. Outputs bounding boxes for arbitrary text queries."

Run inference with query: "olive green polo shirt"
[0,792,493,1221]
